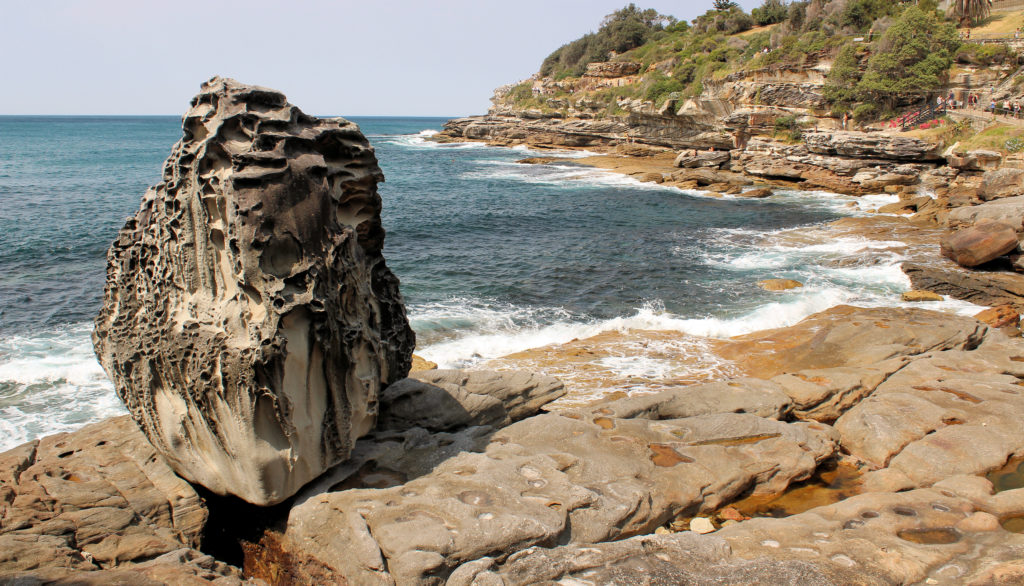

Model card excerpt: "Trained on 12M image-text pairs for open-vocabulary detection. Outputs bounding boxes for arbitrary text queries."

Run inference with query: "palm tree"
[948,0,993,27]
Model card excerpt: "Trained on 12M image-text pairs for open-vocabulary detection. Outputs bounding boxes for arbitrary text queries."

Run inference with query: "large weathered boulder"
[979,168,1024,201]
[92,77,415,505]
[673,149,730,168]
[947,195,1024,230]
[940,220,1019,267]
[803,131,944,161]
[0,417,207,577]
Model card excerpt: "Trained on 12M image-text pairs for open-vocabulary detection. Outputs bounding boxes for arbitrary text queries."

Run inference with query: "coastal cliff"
[6,2,1024,584]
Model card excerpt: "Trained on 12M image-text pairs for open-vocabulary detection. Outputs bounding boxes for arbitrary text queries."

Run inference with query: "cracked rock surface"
[92,77,414,505]
[0,417,207,580]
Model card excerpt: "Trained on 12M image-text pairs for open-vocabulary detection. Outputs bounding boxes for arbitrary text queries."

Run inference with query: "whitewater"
[0,116,983,451]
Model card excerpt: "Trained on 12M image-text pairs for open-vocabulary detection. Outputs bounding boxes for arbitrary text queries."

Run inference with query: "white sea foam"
[0,324,124,452]
[460,162,678,192]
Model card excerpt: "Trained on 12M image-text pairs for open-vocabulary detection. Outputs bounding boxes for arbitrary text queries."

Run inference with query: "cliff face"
[93,77,415,506]
[442,59,837,151]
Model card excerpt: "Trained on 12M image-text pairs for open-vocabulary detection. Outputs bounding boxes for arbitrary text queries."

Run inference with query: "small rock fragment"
[758,279,804,291]
[902,290,944,302]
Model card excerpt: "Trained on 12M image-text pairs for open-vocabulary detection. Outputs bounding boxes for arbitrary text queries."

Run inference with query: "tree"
[752,0,789,26]
[713,0,739,11]
[947,0,993,26]
[539,4,673,78]
[857,6,960,109]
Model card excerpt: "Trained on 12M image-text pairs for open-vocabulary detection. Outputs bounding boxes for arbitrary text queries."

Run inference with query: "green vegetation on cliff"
[507,0,993,121]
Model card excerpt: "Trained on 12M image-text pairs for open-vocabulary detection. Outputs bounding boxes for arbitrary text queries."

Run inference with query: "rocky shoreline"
[4,79,1024,585]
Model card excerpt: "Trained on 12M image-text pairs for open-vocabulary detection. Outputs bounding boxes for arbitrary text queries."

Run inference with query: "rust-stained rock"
[92,77,415,505]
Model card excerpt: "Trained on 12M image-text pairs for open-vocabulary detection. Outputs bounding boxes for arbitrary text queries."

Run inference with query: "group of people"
[938,93,1022,118]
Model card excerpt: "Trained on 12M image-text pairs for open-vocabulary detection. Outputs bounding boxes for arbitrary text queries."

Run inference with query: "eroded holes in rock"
[649,444,694,467]
[842,519,864,530]
[593,417,615,430]
[558,412,580,421]
[896,527,960,545]
[210,229,226,251]
[458,491,492,507]
[729,460,864,519]
[986,457,1024,493]
[932,503,951,512]
[893,506,917,517]
[197,486,294,571]
[261,235,302,278]
[1002,514,1024,533]
[689,433,781,447]
[1010,357,1024,363]
[329,461,407,492]
[860,510,880,519]
[57,450,74,459]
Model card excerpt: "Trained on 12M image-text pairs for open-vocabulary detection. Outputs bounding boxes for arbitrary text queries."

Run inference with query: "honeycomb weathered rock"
[93,77,414,505]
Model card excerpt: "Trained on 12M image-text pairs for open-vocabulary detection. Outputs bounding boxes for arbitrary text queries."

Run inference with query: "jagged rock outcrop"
[903,262,1024,308]
[583,61,641,78]
[92,77,415,505]
[0,417,207,577]
[803,131,945,161]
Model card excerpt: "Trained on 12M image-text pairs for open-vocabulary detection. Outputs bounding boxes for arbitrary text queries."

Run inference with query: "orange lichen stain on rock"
[649,444,695,467]
[896,527,961,544]
[593,417,615,430]
[730,461,864,519]
[794,373,832,385]
[912,385,982,404]
[689,433,781,447]
[242,531,340,586]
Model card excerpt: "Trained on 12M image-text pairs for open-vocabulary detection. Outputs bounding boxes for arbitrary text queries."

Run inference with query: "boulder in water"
[92,77,415,505]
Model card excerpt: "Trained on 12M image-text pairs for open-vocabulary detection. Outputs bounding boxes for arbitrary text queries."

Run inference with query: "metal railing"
[896,102,948,131]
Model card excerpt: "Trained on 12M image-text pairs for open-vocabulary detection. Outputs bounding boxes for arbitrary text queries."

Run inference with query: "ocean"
[0,115,982,451]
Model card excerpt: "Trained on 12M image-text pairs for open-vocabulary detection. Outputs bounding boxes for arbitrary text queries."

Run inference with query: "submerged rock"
[92,77,415,505]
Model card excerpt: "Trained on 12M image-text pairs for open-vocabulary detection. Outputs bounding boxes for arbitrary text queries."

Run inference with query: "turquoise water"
[0,115,971,449]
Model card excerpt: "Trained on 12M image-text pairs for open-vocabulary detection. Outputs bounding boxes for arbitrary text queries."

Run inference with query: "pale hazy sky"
[2,1,760,116]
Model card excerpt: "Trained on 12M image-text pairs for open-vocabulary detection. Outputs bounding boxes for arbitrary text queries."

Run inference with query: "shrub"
[852,103,878,121]
[752,0,789,25]
[645,74,685,105]
[540,4,673,78]
[856,7,960,109]
[1006,138,1024,153]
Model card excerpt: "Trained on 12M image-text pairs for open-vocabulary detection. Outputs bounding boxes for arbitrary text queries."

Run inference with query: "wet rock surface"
[92,77,414,506]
